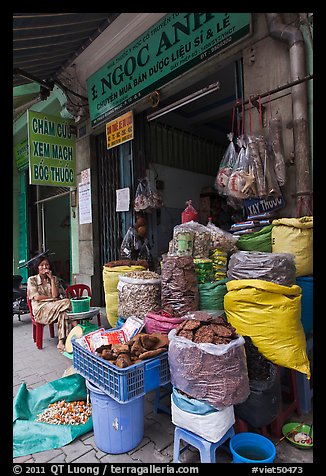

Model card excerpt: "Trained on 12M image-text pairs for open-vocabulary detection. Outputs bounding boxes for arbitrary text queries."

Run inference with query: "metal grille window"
[96,133,123,267]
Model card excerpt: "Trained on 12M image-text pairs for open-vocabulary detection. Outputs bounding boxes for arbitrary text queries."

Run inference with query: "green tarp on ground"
[13,373,93,458]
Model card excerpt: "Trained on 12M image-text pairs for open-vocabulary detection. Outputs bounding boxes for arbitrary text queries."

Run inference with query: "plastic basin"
[70,296,91,313]
[229,432,276,463]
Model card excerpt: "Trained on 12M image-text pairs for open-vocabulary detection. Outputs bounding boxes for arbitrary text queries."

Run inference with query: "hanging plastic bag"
[215,132,237,196]
[247,136,267,197]
[256,135,281,196]
[134,177,162,212]
[182,199,198,223]
[134,179,149,211]
[227,136,256,199]
[120,227,143,259]
[268,114,286,186]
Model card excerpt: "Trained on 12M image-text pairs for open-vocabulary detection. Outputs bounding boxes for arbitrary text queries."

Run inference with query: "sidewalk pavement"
[13,310,313,464]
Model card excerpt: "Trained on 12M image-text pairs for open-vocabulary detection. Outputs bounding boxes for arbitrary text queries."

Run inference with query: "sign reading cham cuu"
[87,13,251,127]
[27,110,76,187]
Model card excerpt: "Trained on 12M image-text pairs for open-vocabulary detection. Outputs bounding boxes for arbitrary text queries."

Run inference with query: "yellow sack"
[102,265,146,327]
[224,279,310,378]
[272,216,313,277]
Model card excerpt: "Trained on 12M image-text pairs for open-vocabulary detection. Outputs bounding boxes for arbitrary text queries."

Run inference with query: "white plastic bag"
[171,396,235,442]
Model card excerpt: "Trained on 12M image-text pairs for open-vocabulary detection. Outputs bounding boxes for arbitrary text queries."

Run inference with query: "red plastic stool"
[27,298,55,350]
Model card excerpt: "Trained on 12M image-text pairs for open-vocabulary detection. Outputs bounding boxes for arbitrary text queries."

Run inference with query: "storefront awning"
[13,13,120,88]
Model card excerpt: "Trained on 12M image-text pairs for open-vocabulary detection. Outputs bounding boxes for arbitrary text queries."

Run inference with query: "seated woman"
[27,255,71,352]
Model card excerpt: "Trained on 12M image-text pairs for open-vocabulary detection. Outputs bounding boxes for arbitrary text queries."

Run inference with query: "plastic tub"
[70,296,91,313]
[86,380,144,454]
[296,276,313,334]
[229,432,276,463]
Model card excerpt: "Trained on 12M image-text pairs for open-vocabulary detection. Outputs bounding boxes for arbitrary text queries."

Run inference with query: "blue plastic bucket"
[229,432,276,463]
[296,276,313,334]
[86,379,144,454]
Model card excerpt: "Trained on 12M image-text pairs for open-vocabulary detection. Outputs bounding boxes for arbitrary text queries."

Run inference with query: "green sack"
[13,373,92,458]
[237,224,273,252]
[198,278,229,311]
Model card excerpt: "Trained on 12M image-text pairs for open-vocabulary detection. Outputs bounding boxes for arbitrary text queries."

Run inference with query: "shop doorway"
[142,59,244,259]
[29,188,71,284]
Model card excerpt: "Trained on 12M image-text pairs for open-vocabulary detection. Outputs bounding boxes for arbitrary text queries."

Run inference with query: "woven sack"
[144,310,184,334]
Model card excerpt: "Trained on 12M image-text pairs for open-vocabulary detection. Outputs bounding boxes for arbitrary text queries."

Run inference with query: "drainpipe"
[265,13,312,217]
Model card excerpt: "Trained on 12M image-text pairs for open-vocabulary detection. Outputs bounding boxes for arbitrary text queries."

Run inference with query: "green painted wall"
[13,85,74,278]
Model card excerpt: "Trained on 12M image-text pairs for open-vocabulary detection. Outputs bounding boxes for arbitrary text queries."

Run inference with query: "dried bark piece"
[210,323,235,338]
[115,353,133,368]
[111,344,130,356]
[193,326,215,343]
[96,344,112,354]
[139,348,166,360]
[174,320,188,332]
[182,320,202,331]
[210,316,228,325]
[213,335,232,345]
[149,332,169,349]
[177,329,194,340]
[129,335,146,356]
[101,349,115,360]
[140,334,160,350]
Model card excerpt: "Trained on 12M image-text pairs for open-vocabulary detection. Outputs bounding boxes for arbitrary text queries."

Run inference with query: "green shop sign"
[88,13,251,127]
[14,138,29,171]
[27,110,76,187]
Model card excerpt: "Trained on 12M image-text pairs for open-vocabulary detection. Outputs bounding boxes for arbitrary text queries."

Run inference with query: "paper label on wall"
[116,187,130,212]
[79,168,92,224]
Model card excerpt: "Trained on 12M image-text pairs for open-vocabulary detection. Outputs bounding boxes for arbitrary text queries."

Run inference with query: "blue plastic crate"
[72,340,170,403]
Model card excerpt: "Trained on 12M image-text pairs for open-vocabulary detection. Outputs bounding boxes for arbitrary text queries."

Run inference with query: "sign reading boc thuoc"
[28,110,76,187]
[88,13,251,127]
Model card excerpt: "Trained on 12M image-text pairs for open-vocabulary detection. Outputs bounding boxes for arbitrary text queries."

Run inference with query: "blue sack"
[172,386,218,415]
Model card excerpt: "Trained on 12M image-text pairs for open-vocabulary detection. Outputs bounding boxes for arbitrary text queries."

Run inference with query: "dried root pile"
[35,400,91,425]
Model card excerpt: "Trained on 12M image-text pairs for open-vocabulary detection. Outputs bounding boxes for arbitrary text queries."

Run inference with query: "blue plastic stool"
[173,425,235,463]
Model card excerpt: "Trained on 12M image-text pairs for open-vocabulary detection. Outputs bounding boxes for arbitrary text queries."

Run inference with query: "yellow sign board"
[106,111,134,150]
